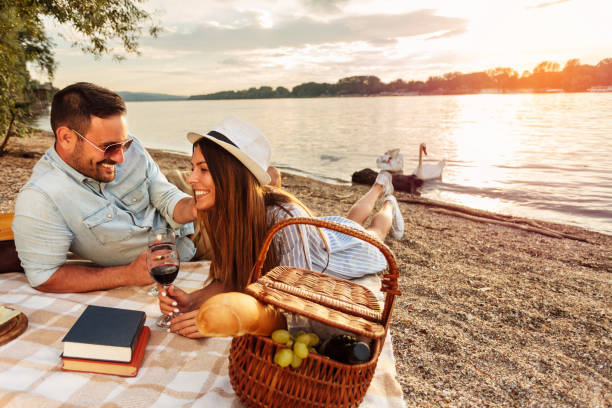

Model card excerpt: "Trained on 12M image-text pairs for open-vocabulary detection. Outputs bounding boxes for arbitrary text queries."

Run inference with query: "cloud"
[300,0,350,13]
[527,0,572,9]
[131,68,201,76]
[219,57,242,65]
[426,28,468,40]
[143,9,468,53]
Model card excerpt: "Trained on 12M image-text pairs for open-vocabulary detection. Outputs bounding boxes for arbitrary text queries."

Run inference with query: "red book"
[61,326,150,377]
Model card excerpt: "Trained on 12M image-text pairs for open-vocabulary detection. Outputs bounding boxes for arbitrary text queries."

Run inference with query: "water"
[35,93,612,235]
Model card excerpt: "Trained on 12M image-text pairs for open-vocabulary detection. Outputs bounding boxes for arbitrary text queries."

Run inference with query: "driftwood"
[351,168,423,194]
[398,196,590,243]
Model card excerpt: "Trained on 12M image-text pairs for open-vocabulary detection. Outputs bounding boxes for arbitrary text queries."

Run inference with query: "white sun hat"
[187,115,271,185]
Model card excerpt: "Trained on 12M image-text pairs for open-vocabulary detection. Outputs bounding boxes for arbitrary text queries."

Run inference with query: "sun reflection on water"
[438,95,532,211]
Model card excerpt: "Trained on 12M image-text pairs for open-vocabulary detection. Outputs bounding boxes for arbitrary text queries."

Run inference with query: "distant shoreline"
[122,88,612,102]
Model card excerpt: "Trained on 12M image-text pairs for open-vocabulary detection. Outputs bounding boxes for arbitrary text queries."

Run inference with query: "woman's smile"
[187,146,216,210]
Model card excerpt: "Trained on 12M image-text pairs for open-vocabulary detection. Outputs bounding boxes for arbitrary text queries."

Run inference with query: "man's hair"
[50,82,126,136]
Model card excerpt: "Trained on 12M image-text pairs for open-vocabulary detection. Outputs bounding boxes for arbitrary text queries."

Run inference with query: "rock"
[351,168,423,194]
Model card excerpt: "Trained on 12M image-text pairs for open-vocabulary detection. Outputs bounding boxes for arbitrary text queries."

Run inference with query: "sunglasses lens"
[104,139,133,157]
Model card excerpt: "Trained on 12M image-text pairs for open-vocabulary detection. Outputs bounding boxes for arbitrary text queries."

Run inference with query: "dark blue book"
[62,305,145,363]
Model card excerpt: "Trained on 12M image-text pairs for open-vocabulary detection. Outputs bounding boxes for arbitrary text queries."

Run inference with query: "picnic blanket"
[0,262,406,407]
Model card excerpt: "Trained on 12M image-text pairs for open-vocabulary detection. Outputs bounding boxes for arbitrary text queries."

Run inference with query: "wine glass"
[146,242,180,328]
[146,228,176,296]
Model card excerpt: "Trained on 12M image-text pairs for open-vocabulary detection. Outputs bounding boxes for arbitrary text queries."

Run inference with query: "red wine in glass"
[146,228,176,296]
[150,264,179,285]
[146,242,180,328]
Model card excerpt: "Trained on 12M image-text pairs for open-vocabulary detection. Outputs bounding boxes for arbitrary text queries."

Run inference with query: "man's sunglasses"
[71,128,133,158]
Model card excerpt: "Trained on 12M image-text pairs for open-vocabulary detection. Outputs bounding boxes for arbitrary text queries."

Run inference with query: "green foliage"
[0,0,159,153]
[291,82,334,98]
[336,75,383,95]
[190,85,297,100]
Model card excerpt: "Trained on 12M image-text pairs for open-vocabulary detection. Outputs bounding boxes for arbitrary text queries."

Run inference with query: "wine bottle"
[318,334,371,365]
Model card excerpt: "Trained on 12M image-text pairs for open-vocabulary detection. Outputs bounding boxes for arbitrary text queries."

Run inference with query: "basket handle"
[250,217,401,329]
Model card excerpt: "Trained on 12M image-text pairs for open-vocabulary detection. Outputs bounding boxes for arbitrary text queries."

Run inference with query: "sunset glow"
[35,0,612,95]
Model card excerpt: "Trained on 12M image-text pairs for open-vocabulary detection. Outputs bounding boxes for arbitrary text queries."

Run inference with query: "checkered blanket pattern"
[0,262,406,407]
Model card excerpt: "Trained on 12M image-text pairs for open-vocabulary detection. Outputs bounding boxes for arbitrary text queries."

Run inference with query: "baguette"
[196,292,286,337]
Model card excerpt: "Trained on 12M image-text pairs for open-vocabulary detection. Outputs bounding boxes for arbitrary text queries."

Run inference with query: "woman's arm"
[158,280,225,315]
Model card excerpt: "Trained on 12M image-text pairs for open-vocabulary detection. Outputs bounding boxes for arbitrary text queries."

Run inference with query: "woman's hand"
[157,284,194,316]
[168,310,205,338]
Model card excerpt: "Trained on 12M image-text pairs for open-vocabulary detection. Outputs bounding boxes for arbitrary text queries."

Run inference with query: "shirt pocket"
[119,179,150,213]
[82,205,135,245]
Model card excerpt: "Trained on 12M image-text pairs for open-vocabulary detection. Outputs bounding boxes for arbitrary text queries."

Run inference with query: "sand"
[1,130,610,407]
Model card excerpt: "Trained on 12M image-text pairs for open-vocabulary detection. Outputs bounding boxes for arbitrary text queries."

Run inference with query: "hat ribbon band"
[207,130,238,148]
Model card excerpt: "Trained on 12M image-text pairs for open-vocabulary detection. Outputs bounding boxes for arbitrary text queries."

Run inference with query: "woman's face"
[187,145,216,210]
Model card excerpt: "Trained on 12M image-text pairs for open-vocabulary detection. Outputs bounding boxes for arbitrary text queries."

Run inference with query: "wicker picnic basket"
[228,217,401,408]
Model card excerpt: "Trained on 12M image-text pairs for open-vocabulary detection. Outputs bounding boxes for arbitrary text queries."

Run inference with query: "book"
[62,305,145,362]
[61,326,150,377]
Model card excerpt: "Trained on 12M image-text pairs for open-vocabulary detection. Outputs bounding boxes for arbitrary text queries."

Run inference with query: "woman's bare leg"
[346,184,384,226]
[365,200,393,241]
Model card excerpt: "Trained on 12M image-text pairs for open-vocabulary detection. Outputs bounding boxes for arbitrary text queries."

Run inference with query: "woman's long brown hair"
[195,138,302,292]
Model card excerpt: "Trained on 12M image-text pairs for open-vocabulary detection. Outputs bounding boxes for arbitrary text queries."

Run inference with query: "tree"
[275,86,290,98]
[486,67,519,91]
[336,76,383,95]
[533,61,560,74]
[529,60,562,90]
[0,0,160,154]
[595,58,612,86]
[291,82,334,98]
[561,59,595,92]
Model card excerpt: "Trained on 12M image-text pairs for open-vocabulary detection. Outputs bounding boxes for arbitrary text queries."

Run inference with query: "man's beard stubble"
[70,140,117,183]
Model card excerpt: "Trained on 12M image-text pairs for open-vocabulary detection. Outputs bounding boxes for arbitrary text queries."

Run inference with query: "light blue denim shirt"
[12,137,195,287]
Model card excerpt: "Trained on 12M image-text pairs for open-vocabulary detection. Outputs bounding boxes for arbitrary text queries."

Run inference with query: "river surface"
[35,93,612,235]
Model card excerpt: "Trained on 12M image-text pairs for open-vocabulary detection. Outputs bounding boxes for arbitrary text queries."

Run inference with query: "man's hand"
[35,249,154,293]
[128,249,155,286]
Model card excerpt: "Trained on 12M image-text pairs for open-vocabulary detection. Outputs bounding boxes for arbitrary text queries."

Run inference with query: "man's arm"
[142,147,194,228]
[35,249,154,293]
[172,196,197,224]
[14,188,153,293]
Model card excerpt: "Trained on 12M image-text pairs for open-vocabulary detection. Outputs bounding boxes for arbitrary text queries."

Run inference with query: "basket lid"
[246,266,386,339]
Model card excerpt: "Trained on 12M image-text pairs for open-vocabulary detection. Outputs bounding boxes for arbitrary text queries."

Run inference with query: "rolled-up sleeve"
[12,188,73,287]
[144,149,191,229]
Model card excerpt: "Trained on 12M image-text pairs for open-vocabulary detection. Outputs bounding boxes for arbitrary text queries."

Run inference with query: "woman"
[159,115,404,338]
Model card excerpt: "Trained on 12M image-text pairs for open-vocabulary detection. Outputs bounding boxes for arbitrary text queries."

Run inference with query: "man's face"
[69,115,129,183]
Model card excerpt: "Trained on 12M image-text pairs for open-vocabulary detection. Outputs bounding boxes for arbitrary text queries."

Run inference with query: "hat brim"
[187,132,271,186]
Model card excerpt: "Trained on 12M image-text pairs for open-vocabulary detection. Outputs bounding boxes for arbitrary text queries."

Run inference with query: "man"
[12,82,196,293]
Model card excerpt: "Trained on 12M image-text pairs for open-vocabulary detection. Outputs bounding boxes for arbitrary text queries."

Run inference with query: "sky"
[35,0,612,95]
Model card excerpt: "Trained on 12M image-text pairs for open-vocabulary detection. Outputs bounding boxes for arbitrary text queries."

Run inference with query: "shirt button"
[107,214,112,218]
[132,198,137,202]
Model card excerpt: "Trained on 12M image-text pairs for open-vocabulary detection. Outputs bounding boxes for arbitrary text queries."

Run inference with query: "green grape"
[295,333,312,346]
[290,354,303,368]
[286,339,294,347]
[308,333,320,346]
[271,329,291,344]
[308,346,317,354]
[274,348,294,367]
[293,341,309,359]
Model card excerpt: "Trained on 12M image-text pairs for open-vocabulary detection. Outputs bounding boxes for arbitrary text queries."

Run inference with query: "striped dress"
[267,203,387,280]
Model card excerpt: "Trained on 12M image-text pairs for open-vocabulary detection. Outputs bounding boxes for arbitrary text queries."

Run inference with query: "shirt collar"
[47,145,104,192]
